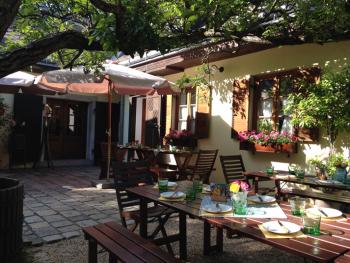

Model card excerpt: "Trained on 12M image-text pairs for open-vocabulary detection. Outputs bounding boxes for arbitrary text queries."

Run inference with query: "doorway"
[47,99,87,159]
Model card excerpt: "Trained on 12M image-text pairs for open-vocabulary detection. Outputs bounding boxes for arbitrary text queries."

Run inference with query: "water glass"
[266,166,274,176]
[193,179,203,193]
[232,192,248,215]
[302,212,321,235]
[185,187,196,201]
[158,179,168,193]
[295,169,305,179]
[289,197,306,216]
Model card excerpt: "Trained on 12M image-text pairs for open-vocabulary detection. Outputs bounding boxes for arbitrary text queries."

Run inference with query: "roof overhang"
[130,41,273,76]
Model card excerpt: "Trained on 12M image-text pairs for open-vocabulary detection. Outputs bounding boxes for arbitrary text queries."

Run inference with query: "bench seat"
[83,221,182,263]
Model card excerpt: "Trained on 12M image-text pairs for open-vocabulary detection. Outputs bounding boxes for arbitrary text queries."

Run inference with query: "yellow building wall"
[165,41,350,183]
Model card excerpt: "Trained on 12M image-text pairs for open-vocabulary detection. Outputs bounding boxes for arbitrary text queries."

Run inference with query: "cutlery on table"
[256,193,264,202]
[318,208,329,217]
[277,220,290,234]
[216,203,222,212]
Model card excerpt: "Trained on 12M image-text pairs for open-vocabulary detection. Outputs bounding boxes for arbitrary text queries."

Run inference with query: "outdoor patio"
[2,166,304,263]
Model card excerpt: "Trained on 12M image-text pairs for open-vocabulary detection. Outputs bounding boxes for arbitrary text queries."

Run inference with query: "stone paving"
[1,166,119,246]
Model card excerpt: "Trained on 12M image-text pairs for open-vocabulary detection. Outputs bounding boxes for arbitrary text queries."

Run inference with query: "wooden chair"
[220,155,274,195]
[186,149,218,184]
[100,142,127,179]
[112,160,176,254]
[220,155,246,184]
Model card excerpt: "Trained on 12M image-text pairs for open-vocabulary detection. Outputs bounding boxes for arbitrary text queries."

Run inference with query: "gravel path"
[18,218,304,263]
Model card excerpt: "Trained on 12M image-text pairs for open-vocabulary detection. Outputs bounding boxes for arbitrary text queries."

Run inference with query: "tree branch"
[0,0,22,40]
[89,0,117,13]
[63,49,84,70]
[0,31,102,78]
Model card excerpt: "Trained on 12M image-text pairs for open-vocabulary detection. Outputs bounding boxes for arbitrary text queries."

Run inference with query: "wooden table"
[244,171,350,200]
[126,181,350,262]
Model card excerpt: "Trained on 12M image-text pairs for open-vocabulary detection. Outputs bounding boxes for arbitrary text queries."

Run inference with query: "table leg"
[216,227,223,253]
[139,197,148,238]
[179,212,187,260]
[88,239,97,263]
[203,221,211,256]
[275,180,281,200]
[254,176,259,193]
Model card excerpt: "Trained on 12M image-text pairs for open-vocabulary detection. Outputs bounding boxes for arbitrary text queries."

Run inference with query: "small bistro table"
[126,181,350,262]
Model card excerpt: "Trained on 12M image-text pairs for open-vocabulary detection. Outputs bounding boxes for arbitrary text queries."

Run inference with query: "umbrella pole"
[107,80,112,181]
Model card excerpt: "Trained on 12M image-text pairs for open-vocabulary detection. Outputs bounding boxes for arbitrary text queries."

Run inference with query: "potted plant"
[309,158,328,180]
[327,153,349,183]
[164,129,197,150]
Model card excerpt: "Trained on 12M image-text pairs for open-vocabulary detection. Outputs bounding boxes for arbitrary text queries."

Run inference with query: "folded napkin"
[200,210,233,217]
[158,196,186,202]
[258,224,306,239]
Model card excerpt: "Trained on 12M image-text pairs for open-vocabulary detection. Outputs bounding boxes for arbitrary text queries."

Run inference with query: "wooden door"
[47,99,87,159]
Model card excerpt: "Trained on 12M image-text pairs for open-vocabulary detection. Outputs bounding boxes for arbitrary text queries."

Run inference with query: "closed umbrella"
[37,64,178,179]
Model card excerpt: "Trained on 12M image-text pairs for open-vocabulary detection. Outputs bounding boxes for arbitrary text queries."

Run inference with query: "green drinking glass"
[185,187,196,201]
[193,179,203,193]
[302,212,321,236]
[158,179,168,193]
[289,197,306,216]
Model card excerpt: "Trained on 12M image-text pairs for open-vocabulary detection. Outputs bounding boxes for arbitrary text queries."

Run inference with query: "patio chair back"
[220,155,246,184]
[112,160,153,227]
[190,149,218,184]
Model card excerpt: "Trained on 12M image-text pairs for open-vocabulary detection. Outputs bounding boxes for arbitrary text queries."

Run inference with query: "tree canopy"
[1,0,350,78]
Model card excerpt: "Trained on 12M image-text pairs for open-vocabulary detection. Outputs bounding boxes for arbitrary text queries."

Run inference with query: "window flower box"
[239,141,297,155]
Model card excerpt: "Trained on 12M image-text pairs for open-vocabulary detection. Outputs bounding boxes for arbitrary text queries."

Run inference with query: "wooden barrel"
[0,177,24,261]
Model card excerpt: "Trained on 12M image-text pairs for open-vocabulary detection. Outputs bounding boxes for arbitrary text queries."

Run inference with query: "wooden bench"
[83,221,182,263]
[281,188,350,205]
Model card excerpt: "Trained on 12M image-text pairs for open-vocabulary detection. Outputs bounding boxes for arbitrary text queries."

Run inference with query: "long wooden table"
[126,181,350,262]
[244,171,350,203]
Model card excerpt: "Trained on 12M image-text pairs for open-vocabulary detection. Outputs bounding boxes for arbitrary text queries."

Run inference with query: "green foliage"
[257,119,273,133]
[175,65,208,90]
[285,65,350,151]
[0,98,12,143]
[2,0,350,71]
[309,153,349,177]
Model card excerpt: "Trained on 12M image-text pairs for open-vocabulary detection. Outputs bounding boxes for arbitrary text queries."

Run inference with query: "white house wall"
[165,40,350,183]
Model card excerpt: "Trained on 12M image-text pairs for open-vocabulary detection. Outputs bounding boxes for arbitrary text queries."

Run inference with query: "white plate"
[262,221,301,234]
[248,195,276,204]
[168,182,177,187]
[202,203,232,214]
[306,207,343,218]
[160,191,185,199]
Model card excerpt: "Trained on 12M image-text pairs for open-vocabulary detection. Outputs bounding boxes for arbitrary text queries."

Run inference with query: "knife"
[256,194,264,202]
[277,220,290,234]
[318,208,329,217]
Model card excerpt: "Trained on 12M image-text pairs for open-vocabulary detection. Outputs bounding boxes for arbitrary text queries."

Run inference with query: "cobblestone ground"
[1,166,118,245]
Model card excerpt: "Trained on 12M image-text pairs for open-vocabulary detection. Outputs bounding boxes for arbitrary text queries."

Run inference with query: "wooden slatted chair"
[112,160,176,254]
[186,149,218,184]
[220,155,274,195]
[220,155,246,184]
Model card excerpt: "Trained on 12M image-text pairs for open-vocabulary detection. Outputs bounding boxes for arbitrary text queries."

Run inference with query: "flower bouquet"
[229,180,250,215]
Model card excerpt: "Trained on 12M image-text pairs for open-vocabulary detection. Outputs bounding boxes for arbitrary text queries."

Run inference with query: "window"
[252,68,320,134]
[178,89,196,132]
[232,67,320,142]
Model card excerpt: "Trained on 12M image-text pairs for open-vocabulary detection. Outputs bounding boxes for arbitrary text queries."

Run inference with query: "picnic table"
[244,171,350,204]
[126,181,350,262]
